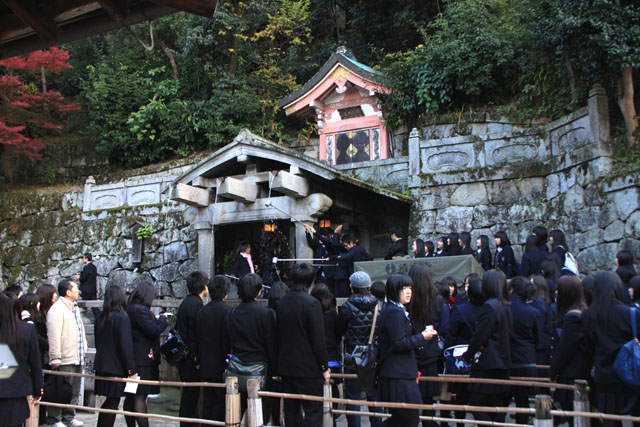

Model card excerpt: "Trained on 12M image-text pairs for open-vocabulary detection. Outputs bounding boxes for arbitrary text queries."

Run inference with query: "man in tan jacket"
[46,278,87,427]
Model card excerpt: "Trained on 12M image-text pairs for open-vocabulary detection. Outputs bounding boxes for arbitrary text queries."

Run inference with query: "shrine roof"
[276,50,388,112]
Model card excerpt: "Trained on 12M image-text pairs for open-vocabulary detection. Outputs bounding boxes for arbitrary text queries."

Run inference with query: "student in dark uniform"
[125,281,169,427]
[176,271,209,427]
[384,226,407,260]
[549,229,572,275]
[76,252,97,300]
[463,270,513,424]
[0,293,43,427]
[425,241,435,258]
[447,232,461,256]
[94,285,137,427]
[412,239,427,258]
[331,233,373,298]
[459,232,473,256]
[530,275,553,371]
[520,235,538,278]
[494,231,517,279]
[508,276,541,424]
[408,264,449,427]
[475,235,492,271]
[377,274,438,426]
[227,274,277,421]
[435,237,449,257]
[616,250,637,305]
[304,224,338,292]
[532,225,549,275]
[444,277,485,421]
[194,275,231,422]
[550,275,590,427]
[232,242,255,280]
[582,271,640,420]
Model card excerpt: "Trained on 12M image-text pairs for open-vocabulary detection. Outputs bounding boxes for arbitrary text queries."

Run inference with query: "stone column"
[294,221,315,264]
[588,84,612,176]
[194,221,215,278]
[408,128,421,188]
[83,176,95,211]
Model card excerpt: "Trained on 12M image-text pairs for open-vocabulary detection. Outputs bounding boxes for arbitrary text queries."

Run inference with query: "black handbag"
[160,329,190,366]
[42,371,73,404]
[224,355,267,393]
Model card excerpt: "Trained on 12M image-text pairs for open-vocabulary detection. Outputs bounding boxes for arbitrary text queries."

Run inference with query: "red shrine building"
[277,46,391,165]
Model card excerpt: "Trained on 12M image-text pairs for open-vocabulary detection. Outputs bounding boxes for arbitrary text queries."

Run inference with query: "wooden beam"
[148,0,217,18]
[97,0,129,22]
[271,171,309,198]
[3,0,61,43]
[171,183,210,207]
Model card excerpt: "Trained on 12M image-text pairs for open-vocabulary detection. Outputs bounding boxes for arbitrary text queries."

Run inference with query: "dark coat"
[414,299,450,366]
[227,301,277,370]
[377,302,426,379]
[384,239,407,260]
[464,299,512,371]
[338,292,379,354]
[509,296,540,365]
[475,249,492,271]
[530,299,553,364]
[583,301,640,385]
[444,302,485,349]
[94,312,136,377]
[34,314,48,365]
[460,247,474,256]
[520,252,536,278]
[305,232,337,278]
[435,250,449,257]
[276,290,328,378]
[232,254,253,280]
[495,245,517,278]
[323,310,343,362]
[335,245,373,280]
[0,322,42,398]
[551,245,566,272]
[195,300,231,380]
[79,262,97,296]
[177,294,203,366]
[128,303,168,367]
[550,311,591,381]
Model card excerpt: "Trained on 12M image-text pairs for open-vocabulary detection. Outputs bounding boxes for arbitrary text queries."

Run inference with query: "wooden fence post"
[26,396,38,427]
[322,383,332,427]
[246,379,264,427]
[225,376,241,427]
[534,395,554,427]
[573,380,590,427]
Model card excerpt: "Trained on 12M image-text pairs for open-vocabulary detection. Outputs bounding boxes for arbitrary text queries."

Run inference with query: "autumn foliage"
[0,47,80,179]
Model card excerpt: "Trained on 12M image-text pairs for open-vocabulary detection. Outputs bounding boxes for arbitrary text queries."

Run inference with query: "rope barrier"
[42,369,225,388]
[332,409,533,427]
[37,402,225,426]
[550,409,640,423]
[257,390,536,414]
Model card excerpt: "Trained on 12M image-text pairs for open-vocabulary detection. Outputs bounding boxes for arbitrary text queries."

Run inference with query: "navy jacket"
[520,253,536,278]
[444,302,485,349]
[94,312,136,377]
[79,262,97,296]
[378,302,426,379]
[195,300,231,380]
[0,322,42,399]
[495,245,516,278]
[177,294,203,366]
[335,245,373,280]
[461,247,474,256]
[509,296,540,365]
[530,299,553,363]
[475,249,492,271]
[583,301,640,385]
[128,304,168,367]
[276,290,328,377]
[413,298,450,366]
[227,301,277,371]
[464,299,512,371]
[232,254,252,280]
[550,311,591,381]
[305,232,337,278]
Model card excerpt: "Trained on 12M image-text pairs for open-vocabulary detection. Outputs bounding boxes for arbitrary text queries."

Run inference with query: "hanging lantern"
[319,219,331,229]
[264,223,276,232]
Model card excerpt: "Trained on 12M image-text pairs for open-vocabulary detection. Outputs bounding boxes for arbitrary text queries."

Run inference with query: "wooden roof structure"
[0,0,217,59]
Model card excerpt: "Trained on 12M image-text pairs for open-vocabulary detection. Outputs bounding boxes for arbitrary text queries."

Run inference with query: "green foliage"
[136,222,154,240]
[223,251,234,274]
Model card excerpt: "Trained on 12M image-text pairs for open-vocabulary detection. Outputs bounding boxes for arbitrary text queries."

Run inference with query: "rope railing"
[331,409,533,427]
[42,369,225,388]
[38,401,225,426]
[550,409,640,423]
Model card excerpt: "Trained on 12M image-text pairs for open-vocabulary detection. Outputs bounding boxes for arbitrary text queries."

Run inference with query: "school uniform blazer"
[520,253,536,278]
[378,303,426,379]
[530,299,553,355]
[232,254,252,280]
[583,301,640,385]
[195,300,231,380]
[128,303,168,367]
[94,312,136,377]
[414,299,450,366]
[460,247,474,256]
[177,294,203,365]
[335,245,373,280]
[305,232,336,278]
[495,245,516,278]
[384,239,407,260]
[444,302,485,349]
[550,311,591,381]
[227,301,277,369]
[276,290,328,378]
[475,249,492,271]
[463,299,512,371]
[0,322,43,399]
[79,261,97,296]
[509,296,540,365]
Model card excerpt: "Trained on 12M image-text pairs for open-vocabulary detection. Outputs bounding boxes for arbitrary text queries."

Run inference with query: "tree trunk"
[564,54,577,103]
[159,38,178,79]
[617,66,638,146]
[40,65,47,93]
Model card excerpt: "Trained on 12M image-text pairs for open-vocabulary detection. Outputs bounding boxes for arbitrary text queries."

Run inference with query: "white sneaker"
[50,423,67,427]
[68,420,84,427]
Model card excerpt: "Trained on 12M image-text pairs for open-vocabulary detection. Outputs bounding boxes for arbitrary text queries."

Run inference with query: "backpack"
[613,307,640,392]
[562,247,579,276]
[159,329,190,366]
